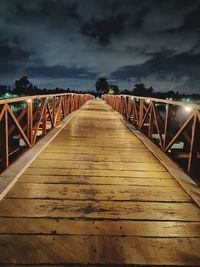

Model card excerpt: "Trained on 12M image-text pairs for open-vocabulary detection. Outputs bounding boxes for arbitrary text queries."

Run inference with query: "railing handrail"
[103,94,200,182]
[0,93,94,172]
[0,93,92,105]
[103,94,200,110]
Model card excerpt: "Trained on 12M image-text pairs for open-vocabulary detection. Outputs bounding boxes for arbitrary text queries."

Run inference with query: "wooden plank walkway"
[0,99,200,266]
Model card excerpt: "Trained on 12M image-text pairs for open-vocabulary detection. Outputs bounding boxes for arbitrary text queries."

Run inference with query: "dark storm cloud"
[0,41,31,62]
[163,1,200,34]
[183,2,200,30]
[111,51,200,80]
[1,0,81,27]
[132,6,150,28]
[26,65,98,79]
[0,0,200,92]
[80,13,127,45]
[0,63,18,74]
[111,50,200,92]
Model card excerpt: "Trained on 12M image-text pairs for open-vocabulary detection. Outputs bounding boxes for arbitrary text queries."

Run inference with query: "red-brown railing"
[0,93,93,172]
[103,94,200,181]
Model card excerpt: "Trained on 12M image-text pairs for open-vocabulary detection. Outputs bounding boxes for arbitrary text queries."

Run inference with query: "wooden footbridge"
[0,93,200,266]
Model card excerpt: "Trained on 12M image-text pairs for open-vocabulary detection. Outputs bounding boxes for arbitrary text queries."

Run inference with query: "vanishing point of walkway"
[0,100,200,266]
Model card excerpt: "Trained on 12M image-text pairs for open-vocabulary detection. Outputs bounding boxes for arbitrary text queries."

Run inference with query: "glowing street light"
[184,106,192,112]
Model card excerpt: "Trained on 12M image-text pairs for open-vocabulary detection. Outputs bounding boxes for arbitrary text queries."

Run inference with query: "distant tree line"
[120,83,200,100]
[95,77,200,100]
[1,76,200,100]
[13,76,94,96]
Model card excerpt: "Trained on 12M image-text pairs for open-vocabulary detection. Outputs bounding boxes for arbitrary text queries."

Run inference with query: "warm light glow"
[184,106,192,112]
[108,88,114,94]
[27,99,32,103]
[145,99,150,103]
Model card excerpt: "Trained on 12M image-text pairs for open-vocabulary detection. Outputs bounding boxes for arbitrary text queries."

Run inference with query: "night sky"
[1,0,200,93]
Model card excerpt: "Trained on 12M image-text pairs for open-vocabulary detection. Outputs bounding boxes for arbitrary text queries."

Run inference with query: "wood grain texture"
[30,159,166,171]
[1,199,200,220]
[19,174,178,187]
[24,168,172,178]
[1,218,200,237]
[38,152,158,162]
[6,183,191,202]
[0,99,200,266]
[0,235,200,265]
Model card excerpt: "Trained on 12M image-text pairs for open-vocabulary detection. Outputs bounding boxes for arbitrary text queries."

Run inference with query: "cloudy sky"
[0,0,200,93]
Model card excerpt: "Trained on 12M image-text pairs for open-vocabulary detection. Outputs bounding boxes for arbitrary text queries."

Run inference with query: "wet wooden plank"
[48,142,145,147]
[19,174,178,187]
[0,235,200,265]
[38,152,158,162]
[0,199,200,221]
[1,218,200,237]
[6,183,191,202]
[44,146,151,153]
[24,168,172,178]
[30,160,166,171]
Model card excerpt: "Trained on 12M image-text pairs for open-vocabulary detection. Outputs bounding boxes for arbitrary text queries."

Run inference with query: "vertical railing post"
[58,96,62,124]
[75,95,78,110]
[117,96,120,112]
[42,98,47,136]
[78,95,80,109]
[139,99,144,128]
[73,95,76,110]
[71,95,74,112]
[113,96,116,110]
[163,104,172,150]
[188,111,200,175]
[62,95,66,118]
[66,95,70,115]
[80,95,83,107]
[79,95,81,108]
[120,96,124,114]
[52,96,56,127]
[124,96,129,119]
[0,104,9,169]
[77,95,80,108]
[148,104,153,138]
[131,97,136,124]
[27,99,33,145]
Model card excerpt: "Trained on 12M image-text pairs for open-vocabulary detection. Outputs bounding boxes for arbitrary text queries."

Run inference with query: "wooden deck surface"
[0,100,200,266]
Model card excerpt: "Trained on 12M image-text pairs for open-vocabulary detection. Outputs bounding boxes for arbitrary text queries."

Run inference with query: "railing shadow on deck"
[0,93,94,172]
[103,94,200,183]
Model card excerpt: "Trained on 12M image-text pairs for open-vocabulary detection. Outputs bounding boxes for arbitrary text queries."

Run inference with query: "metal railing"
[0,93,94,172]
[103,94,200,181]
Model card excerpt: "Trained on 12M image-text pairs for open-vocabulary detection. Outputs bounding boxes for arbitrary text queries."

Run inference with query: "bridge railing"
[103,94,200,181]
[0,93,93,172]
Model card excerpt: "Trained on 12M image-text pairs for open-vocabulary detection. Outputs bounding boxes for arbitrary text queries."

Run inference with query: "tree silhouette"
[13,76,43,95]
[132,83,147,96]
[132,83,154,97]
[14,76,33,95]
[95,77,109,94]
